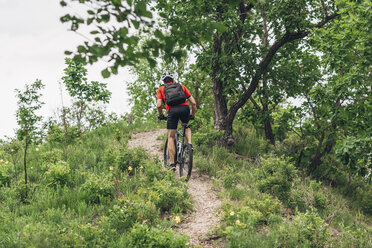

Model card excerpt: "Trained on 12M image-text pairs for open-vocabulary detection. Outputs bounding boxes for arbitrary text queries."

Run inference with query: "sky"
[0,0,133,139]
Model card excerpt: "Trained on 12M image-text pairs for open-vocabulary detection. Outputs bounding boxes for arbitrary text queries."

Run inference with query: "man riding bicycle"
[156,72,197,171]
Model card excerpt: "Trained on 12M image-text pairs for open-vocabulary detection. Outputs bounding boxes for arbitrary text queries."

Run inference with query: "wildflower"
[235,219,241,225]
[11,149,14,152]
[109,166,114,171]
[128,166,132,171]
[174,216,181,224]
[140,165,144,169]
[35,148,39,151]
[5,161,9,164]
[230,211,235,216]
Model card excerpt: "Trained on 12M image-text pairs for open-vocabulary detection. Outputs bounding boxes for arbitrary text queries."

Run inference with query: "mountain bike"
[163,121,193,181]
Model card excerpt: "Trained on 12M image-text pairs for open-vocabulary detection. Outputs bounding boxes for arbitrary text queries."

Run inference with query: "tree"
[61,58,111,134]
[15,80,45,184]
[156,0,338,146]
[292,0,371,173]
[59,0,185,76]
[60,0,338,147]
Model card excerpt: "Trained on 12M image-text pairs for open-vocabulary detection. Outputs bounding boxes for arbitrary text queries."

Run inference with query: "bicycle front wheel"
[179,143,193,181]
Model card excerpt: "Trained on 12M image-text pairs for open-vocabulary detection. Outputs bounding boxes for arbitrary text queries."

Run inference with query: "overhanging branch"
[227,13,338,120]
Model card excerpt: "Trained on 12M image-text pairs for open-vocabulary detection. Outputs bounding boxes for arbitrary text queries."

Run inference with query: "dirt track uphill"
[128,129,222,248]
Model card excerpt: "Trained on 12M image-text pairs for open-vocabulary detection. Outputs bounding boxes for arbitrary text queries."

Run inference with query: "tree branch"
[227,13,338,120]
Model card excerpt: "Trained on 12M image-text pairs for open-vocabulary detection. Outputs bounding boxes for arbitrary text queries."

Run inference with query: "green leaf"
[147,58,156,68]
[102,69,111,78]
[154,29,164,39]
[90,30,100,35]
[131,20,140,29]
[111,66,118,75]
[77,45,87,53]
[112,0,122,7]
[211,22,228,33]
[134,1,146,14]
[87,18,94,25]
[118,27,128,37]
[101,14,110,22]
[60,1,67,7]
[87,10,95,15]
[64,50,73,55]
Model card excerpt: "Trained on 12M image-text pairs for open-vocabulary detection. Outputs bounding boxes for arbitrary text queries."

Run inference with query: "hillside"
[0,120,371,247]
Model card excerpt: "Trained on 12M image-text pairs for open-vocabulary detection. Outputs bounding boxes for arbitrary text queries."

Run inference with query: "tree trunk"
[194,82,200,109]
[24,140,28,184]
[211,33,233,147]
[260,4,275,145]
[263,108,275,145]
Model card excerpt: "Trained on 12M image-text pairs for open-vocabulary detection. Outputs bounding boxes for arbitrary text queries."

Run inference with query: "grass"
[0,120,191,248]
[193,125,372,247]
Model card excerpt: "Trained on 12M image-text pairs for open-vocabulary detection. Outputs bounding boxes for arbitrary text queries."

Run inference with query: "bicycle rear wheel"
[179,143,193,181]
[163,138,177,169]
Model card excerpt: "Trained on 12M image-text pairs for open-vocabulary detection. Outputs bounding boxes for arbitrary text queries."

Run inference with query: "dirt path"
[128,129,222,247]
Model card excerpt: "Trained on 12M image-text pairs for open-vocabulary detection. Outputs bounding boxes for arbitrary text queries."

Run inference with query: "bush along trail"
[128,129,223,248]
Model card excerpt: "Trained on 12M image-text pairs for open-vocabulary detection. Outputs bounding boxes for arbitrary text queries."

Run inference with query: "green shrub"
[105,199,159,233]
[289,179,329,212]
[139,179,191,213]
[39,149,64,167]
[359,185,372,214]
[223,169,239,189]
[18,222,86,248]
[193,126,222,149]
[127,224,189,248]
[224,194,282,230]
[233,126,266,158]
[276,210,330,248]
[15,181,32,203]
[103,146,148,173]
[45,161,71,187]
[78,223,107,247]
[81,173,114,204]
[331,224,372,247]
[0,162,11,187]
[256,155,297,203]
[142,160,165,183]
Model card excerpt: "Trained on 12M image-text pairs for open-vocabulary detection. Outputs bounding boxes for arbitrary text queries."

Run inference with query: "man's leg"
[185,127,192,144]
[168,129,177,164]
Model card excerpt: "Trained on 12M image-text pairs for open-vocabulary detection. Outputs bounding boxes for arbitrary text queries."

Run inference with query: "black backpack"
[164,83,187,106]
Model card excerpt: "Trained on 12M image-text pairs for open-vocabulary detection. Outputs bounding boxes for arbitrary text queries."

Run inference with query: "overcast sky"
[0,0,133,139]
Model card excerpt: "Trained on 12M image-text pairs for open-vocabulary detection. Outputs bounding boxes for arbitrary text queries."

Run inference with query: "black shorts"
[167,105,190,129]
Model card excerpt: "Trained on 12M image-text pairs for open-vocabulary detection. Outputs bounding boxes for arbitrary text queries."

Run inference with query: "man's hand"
[158,115,166,120]
[189,115,195,120]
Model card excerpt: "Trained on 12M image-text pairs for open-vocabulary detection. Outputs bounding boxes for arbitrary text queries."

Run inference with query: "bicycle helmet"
[161,71,174,81]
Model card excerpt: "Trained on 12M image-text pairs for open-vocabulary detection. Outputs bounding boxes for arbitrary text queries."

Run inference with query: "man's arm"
[157,99,164,116]
[188,96,197,116]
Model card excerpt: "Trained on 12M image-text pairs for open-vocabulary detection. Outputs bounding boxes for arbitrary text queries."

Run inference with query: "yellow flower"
[230,211,235,216]
[140,165,144,169]
[174,216,181,224]
[235,219,241,225]
[109,166,114,171]
[35,148,39,151]
[128,166,133,171]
